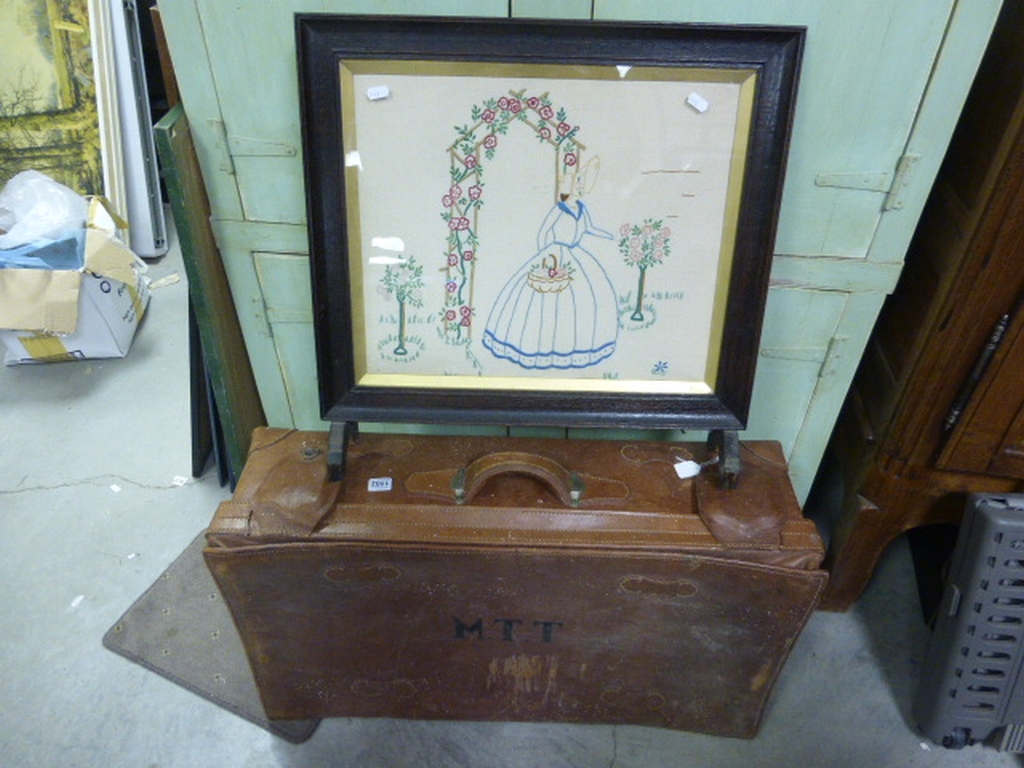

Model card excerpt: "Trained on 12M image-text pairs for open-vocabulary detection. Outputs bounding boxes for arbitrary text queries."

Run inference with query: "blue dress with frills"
[482,200,618,370]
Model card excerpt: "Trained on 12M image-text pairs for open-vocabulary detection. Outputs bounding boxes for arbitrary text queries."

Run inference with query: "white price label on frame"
[367,477,394,492]
[686,92,710,113]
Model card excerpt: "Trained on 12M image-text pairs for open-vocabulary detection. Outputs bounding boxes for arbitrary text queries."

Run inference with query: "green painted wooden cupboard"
[159,0,1001,503]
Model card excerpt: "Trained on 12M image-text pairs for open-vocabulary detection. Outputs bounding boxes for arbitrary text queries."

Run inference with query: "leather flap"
[207,429,824,569]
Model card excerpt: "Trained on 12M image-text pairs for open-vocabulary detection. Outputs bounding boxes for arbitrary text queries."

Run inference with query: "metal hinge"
[757,336,846,378]
[944,309,1013,433]
[883,153,921,211]
[207,118,235,175]
[228,135,298,158]
[814,171,892,193]
[819,335,848,379]
[206,120,299,173]
[813,152,921,211]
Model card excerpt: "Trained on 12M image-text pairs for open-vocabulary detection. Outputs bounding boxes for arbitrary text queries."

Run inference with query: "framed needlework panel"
[297,15,803,432]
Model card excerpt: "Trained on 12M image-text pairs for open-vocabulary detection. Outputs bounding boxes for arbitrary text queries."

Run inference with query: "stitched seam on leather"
[217,529,821,552]
[327,504,694,520]
[212,545,828,575]
[305,527,718,543]
[317,517,716,534]
[317,527,717,537]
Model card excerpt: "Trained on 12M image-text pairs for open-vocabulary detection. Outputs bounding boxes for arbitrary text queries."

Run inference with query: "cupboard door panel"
[785,292,889,500]
[745,287,847,453]
[595,0,957,259]
[158,1,243,221]
[211,221,308,426]
[941,308,1024,480]
[233,156,307,226]
[253,252,320,429]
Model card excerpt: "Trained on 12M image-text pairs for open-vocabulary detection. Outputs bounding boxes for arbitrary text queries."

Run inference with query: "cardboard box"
[0,198,149,364]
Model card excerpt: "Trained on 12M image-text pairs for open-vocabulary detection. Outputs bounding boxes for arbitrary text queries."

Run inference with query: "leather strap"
[246,435,343,536]
[456,451,583,507]
[407,451,590,508]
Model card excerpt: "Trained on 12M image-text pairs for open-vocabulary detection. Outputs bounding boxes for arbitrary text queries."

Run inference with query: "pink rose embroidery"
[483,134,498,150]
[468,185,482,200]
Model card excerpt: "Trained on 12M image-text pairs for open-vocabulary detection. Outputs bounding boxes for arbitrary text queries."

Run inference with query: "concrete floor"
[2,226,1023,767]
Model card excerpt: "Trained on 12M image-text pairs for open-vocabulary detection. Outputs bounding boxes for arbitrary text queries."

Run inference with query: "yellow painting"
[0,0,104,195]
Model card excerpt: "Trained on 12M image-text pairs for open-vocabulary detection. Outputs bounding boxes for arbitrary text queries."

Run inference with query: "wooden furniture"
[820,2,1024,611]
[158,1,1000,504]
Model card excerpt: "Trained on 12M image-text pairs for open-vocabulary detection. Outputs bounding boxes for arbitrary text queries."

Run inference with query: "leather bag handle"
[452,451,584,508]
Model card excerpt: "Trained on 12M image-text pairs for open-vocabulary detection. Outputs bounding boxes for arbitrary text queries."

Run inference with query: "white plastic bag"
[0,170,88,250]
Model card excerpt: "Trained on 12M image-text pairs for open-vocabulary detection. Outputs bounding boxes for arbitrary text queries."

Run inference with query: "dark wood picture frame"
[297,15,803,432]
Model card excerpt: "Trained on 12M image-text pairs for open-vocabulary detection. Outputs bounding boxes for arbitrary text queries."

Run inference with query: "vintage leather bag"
[205,428,826,737]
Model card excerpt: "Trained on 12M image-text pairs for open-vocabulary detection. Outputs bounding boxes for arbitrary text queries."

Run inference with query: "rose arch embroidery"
[440,89,584,343]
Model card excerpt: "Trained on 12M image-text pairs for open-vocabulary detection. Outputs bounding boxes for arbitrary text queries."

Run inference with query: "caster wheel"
[941,727,971,749]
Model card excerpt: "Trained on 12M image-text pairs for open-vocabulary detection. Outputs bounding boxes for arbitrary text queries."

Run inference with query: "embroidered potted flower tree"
[380,256,424,356]
[619,219,671,322]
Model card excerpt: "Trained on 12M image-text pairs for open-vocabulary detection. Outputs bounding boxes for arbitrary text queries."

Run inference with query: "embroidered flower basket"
[527,254,573,294]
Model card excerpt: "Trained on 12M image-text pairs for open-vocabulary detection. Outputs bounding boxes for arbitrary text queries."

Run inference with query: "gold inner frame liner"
[338,59,756,397]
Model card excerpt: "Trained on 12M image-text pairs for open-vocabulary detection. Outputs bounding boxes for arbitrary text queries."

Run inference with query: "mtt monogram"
[453,617,563,643]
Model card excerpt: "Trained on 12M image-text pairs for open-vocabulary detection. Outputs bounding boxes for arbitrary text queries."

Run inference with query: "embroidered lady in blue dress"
[482,158,619,370]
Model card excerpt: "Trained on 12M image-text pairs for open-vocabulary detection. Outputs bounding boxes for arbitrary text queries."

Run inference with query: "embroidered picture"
[300,18,804,430]
[346,65,750,392]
